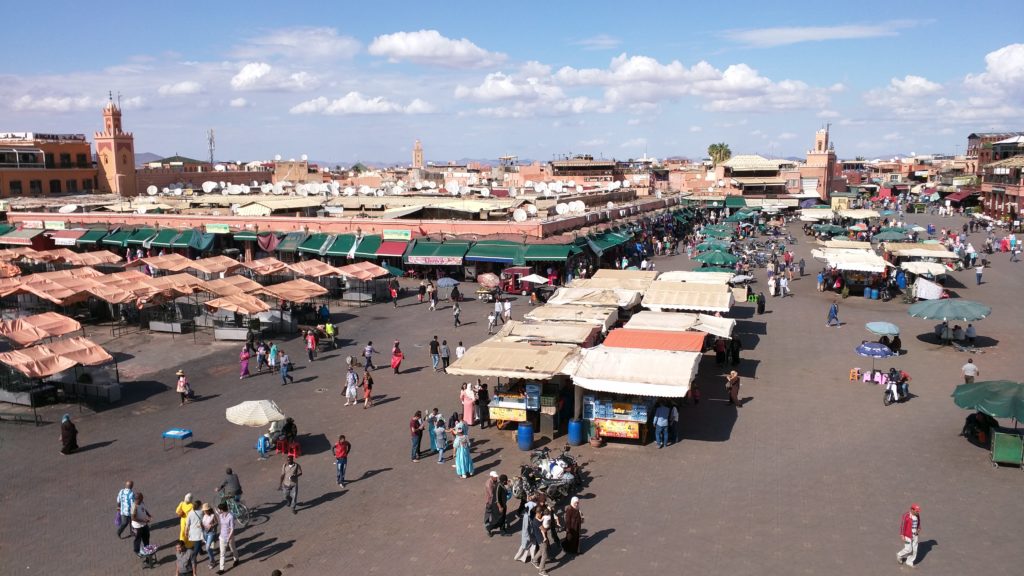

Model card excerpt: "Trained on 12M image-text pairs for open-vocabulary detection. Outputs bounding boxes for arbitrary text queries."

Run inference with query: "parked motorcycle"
[529,445,583,487]
[883,368,911,406]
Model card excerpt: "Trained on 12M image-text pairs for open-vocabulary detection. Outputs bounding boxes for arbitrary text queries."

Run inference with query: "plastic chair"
[275,438,287,454]
[286,441,302,458]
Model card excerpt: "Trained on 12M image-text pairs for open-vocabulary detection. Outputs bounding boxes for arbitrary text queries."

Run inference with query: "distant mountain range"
[134,152,163,167]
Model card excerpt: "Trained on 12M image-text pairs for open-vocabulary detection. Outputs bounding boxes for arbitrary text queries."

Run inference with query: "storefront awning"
[276,231,307,253]
[725,196,747,207]
[523,304,618,332]
[446,341,578,380]
[465,242,524,264]
[524,244,579,262]
[944,189,976,203]
[405,241,470,266]
[568,346,701,398]
[171,229,194,249]
[376,240,408,258]
[546,287,643,308]
[148,228,181,248]
[76,228,109,245]
[326,234,357,257]
[232,230,259,242]
[0,228,45,246]
[353,235,383,259]
[603,329,705,352]
[125,228,157,246]
[297,233,335,256]
[47,229,88,247]
[642,282,735,313]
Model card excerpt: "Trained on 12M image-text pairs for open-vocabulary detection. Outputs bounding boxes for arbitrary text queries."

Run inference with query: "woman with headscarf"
[460,383,476,426]
[453,427,474,479]
[59,414,78,455]
[176,369,191,406]
[390,340,405,374]
[563,496,584,555]
[239,345,251,380]
[175,494,195,550]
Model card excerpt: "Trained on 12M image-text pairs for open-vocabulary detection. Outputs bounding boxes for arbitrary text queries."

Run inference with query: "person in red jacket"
[897,503,922,567]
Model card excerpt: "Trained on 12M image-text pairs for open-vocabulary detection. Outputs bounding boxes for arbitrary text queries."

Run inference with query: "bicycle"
[216,491,251,527]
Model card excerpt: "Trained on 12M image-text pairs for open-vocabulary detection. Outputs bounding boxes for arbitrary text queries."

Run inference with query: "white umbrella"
[226,400,286,427]
[520,274,550,284]
[912,226,926,232]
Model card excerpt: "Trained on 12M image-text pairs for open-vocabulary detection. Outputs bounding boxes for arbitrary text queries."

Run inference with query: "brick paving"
[1,211,1022,576]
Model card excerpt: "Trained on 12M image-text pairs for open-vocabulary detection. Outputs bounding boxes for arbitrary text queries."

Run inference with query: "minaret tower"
[94,92,136,195]
[412,139,423,169]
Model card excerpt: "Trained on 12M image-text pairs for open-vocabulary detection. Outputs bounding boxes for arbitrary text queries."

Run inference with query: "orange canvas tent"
[336,261,389,281]
[0,312,82,347]
[205,293,271,315]
[0,336,113,378]
[256,278,328,304]
[288,259,342,278]
[240,257,289,276]
[206,276,263,296]
[602,328,706,352]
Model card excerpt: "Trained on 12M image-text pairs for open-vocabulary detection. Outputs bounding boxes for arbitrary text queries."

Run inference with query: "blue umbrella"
[856,341,895,373]
[436,277,459,288]
[866,321,900,337]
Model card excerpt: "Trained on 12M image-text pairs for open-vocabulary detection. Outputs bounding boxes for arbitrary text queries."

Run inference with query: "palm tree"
[707,143,732,166]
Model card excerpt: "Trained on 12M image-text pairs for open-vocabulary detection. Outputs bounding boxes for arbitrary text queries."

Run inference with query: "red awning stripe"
[375,241,408,257]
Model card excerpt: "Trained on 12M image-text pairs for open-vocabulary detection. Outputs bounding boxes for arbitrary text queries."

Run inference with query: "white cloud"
[863,75,941,115]
[689,125,703,132]
[518,61,552,77]
[368,30,506,68]
[289,92,434,115]
[572,34,621,50]
[621,137,647,149]
[725,20,921,48]
[12,94,97,112]
[778,132,797,140]
[882,132,901,141]
[455,72,564,102]
[230,62,320,92]
[232,27,361,61]
[964,43,1024,94]
[229,97,248,108]
[579,138,606,147]
[158,81,202,96]
[817,109,841,118]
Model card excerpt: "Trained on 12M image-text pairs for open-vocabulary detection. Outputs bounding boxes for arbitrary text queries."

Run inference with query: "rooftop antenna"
[207,129,215,165]
[117,91,122,109]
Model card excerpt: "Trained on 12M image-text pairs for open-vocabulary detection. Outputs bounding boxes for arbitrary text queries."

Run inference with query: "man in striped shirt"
[897,503,922,567]
[115,480,134,538]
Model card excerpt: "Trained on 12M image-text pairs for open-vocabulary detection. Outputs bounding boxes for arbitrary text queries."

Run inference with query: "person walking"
[486,473,510,536]
[816,270,825,292]
[175,494,195,551]
[798,257,806,277]
[961,358,980,384]
[514,497,540,563]
[897,504,922,567]
[729,336,742,366]
[563,496,584,555]
[279,351,294,385]
[238,345,250,380]
[184,499,206,570]
[176,369,192,406]
[455,341,466,361]
[324,320,336,349]
[454,427,474,478]
[429,288,438,311]
[390,340,405,374]
[130,492,152,556]
[268,342,278,374]
[652,403,670,449]
[534,506,553,576]
[304,330,317,363]
[826,300,840,327]
[975,263,984,285]
[440,339,451,371]
[493,299,504,327]
[362,341,377,371]
[361,370,374,408]
[199,503,218,570]
[278,455,302,514]
[453,301,462,327]
[115,480,135,538]
[779,275,790,297]
[434,414,449,463]
[460,383,476,426]
[487,309,498,334]
[477,382,491,429]
[502,298,512,322]
[59,414,78,455]
[343,366,359,406]
[255,341,267,374]
[333,435,351,488]
[726,370,742,407]
[429,336,441,372]
[756,291,766,315]
[215,502,238,573]
[410,411,424,463]
[418,280,427,304]
[669,403,680,445]
[174,540,194,576]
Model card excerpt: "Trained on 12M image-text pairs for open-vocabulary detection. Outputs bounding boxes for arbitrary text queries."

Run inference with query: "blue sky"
[3,0,1022,164]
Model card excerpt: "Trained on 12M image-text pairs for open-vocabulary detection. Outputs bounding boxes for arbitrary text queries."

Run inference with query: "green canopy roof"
[76,228,108,245]
[380,263,405,277]
[353,235,383,258]
[148,228,181,248]
[276,231,307,253]
[297,233,335,255]
[725,196,747,208]
[101,229,133,247]
[588,231,630,253]
[326,234,357,257]
[465,241,525,265]
[171,229,195,248]
[232,230,259,242]
[404,241,470,265]
[189,231,215,252]
[125,228,157,245]
[0,224,13,236]
[524,244,580,262]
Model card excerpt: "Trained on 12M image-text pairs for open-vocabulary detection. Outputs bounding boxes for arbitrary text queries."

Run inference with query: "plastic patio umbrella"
[952,381,1024,423]
[696,240,732,252]
[873,231,907,242]
[694,250,739,266]
[520,273,550,284]
[693,266,735,273]
[703,228,735,239]
[380,263,405,277]
[226,400,286,427]
[907,299,991,321]
[855,341,895,374]
[436,277,460,288]
[866,321,900,337]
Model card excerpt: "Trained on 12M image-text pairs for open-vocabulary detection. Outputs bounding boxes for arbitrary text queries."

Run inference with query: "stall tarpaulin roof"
[445,341,579,380]
[241,257,289,276]
[143,273,214,296]
[148,228,182,248]
[376,240,408,258]
[62,250,122,267]
[297,233,336,256]
[257,278,328,303]
[590,269,660,282]
[820,239,873,250]
[464,241,525,265]
[353,235,384,259]
[546,286,643,308]
[19,248,79,263]
[567,346,701,398]
[0,246,40,261]
[693,313,736,339]
[127,253,193,272]
[900,261,947,276]
[890,247,960,259]
[567,277,655,291]
[0,336,113,378]
[76,228,109,245]
[188,255,244,276]
[524,244,579,262]
[336,261,390,281]
[46,229,89,247]
[494,320,599,347]
[0,312,82,347]
[523,304,618,332]
[603,329,706,352]
[824,251,893,273]
[325,234,357,257]
[622,310,701,332]
[655,270,733,284]
[205,275,264,296]
[205,293,271,315]
[0,261,20,278]
[288,259,342,278]
[642,281,735,313]
[0,228,45,246]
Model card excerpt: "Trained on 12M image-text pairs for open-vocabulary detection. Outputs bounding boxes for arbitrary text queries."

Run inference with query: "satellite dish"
[446,182,460,195]
[607,201,615,209]
[219,181,227,189]
[567,180,576,187]
[480,189,490,197]
[260,183,273,193]
[214,164,226,172]
[605,182,615,192]
[375,189,385,197]
[173,188,183,196]
[300,154,308,161]
[358,185,371,195]
[272,183,284,195]
[274,154,282,161]
[296,184,309,196]
[524,180,534,188]
[391,186,403,195]
[344,186,355,196]
[717,179,725,187]
[201,181,216,193]
[428,181,437,189]
[252,180,259,187]
[240,185,251,194]
[575,185,583,193]
[512,208,527,222]
[535,182,548,193]
[526,204,538,215]
[509,187,518,197]
[555,203,569,215]
[146,185,158,196]
[58,204,78,214]
[468,175,479,185]
[551,182,563,193]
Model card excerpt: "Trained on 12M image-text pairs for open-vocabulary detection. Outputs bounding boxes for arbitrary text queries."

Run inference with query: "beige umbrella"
[225,400,286,427]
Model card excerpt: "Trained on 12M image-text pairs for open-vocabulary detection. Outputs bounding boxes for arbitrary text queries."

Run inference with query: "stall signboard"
[45,221,66,230]
[205,223,231,234]
[22,220,43,229]
[490,407,528,422]
[407,255,463,265]
[595,419,640,439]
[383,229,411,241]
[592,399,648,422]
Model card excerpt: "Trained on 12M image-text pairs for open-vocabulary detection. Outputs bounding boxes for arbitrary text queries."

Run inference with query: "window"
[9,181,22,195]
[45,153,54,168]
[59,153,71,168]
[29,180,42,194]
[66,179,78,193]
[83,179,93,191]
[49,179,61,194]
[76,153,89,168]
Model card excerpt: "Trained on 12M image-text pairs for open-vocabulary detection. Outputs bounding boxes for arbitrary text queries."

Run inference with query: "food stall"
[494,320,601,348]
[640,281,735,313]
[523,304,618,333]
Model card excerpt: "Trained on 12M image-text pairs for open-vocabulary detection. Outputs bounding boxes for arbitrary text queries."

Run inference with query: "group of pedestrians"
[512,492,585,575]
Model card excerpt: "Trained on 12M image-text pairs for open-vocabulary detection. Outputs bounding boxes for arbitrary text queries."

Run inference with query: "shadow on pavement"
[582,528,615,553]
[353,467,392,482]
[734,319,767,336]
[299,433,330,456]
[300,489,344,511]
[917,539,937,563]
[371,395,401,406]
[92,379,168,412]
[75,439,116,453]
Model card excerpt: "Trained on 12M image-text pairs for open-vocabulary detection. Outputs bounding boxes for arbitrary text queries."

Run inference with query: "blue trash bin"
[567,419,586,446]
[863,288,871,299]
[871,288,879,300]
[517,421,534,451]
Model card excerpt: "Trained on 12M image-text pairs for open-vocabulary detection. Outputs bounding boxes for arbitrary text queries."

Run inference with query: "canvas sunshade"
[590,269,660,282]
[523,305,618,332]
[0,312,82,347]
[205,276,263,296]
[602,329,706,352]
[656,271,733,284]
[127,253,193,272]
[545,287,642,308]
[445,341,578,380]
[257,278,328,303]
[288,259,342,278]
[494,321,599,347]
[241,257,289,276]
[336,261,389,281]
[623,311,701,332]
[62,250,123,266]
[204,293,270,315]
[642,282,735,313]
[188,255,243,275]
[567,346,701,398]
[567,277,655,291]
[0,336,113,378]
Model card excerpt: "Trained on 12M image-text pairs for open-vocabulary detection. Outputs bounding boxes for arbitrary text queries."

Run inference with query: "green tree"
[707,143,732,166]
[351,162,368,174]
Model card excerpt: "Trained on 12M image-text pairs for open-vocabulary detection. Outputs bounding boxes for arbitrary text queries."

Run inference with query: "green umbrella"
[908,299,991,321]
[694,250,739,266]
[380,263,405,277]
[814,224,846,234]
[703,228,734,239]
[880,226,908,233]
[725,210,757,222]
[696,240,732,252]
[692,266,735,273]
[873,231,907,242]
[953,381,1024,422]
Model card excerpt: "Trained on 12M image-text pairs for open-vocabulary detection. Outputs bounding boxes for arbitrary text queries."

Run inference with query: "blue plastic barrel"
[567,419,586,446]
[871,288,879,300]
[517,421,534,451]
[863,288,871,299]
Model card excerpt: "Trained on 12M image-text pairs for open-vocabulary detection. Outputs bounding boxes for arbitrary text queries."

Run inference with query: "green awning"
[590,232,630,252]
[76,228,109,245]
[125,228,157,245]
[465,241,524,265]
[353,235,383,258]
[0,224,13,236]
[297,233,335,255]
[326,234,357,257]
[232,231,259,242]
[189,231,215,252]
[148,228,181,248]
[404,241,470,265]
[725,197,747,208]
[524,244,579,262]
[276,231,307,253]
[171,229,195,248]
[101,229,133,248]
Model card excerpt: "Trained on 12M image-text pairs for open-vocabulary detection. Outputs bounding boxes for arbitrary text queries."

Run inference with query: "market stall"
[545,286,643,309]
[0,312,82,348]
[568,277,657,292]
[204,293,272,340]
[336,261,392,302]
[523,304,619,332]
[656,270,733,284]
[494,320,600,347]
[641,281,735,313]
[0,336,119,406]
